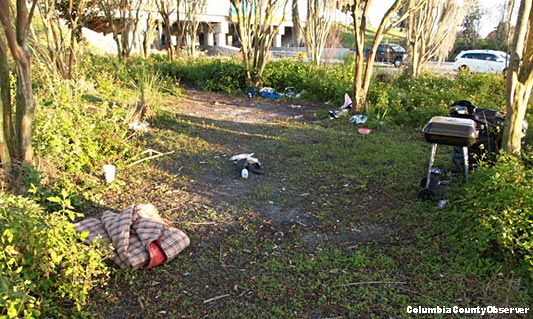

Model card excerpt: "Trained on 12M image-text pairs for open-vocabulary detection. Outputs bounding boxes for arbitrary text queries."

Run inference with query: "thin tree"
[230,0,289,87]
[139,0,157,59]
[291,0,302,47]
[32,0,92,81]
[342,0,427,111]
[406,0,470,77]
[156,0,175,60]
[503,0,533,155]
[98,0,139,60]
[297,0,336,65]
[461,2,482,47]
[181,0,207,57]
[0,0,37,186]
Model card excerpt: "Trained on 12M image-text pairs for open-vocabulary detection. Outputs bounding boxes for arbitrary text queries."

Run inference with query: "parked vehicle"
[363,43,407,67]
[453,49,509,74]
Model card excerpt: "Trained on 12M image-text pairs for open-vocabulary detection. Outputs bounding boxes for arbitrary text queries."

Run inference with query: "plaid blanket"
[75,204,190,270]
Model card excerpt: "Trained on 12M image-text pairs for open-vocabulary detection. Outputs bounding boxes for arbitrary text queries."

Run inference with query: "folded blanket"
[75,203,190,270]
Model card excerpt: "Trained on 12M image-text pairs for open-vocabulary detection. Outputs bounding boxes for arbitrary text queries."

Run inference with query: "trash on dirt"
[259,87,279,99]
[290,104,302,109]
[230,153,264,177]
[279,87,303,99]
[328,93,353,119]
[74,203,190,270]
[350,114,368,124]
[257,86,303,100]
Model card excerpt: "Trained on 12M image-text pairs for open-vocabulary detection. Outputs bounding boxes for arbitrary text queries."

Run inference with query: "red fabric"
[147,238,167,269]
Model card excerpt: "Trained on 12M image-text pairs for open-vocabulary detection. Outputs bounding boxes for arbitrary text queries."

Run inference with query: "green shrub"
[451,150,533,279]
[365,72,508,126]
[33,80,132,175]
[0,191,110,318]
[158,57,246,94]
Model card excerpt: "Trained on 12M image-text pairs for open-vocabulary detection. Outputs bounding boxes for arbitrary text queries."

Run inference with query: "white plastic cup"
[241,168,249,179]
[103,165,116,183]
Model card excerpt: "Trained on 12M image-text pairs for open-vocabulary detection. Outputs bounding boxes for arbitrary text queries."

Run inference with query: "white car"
[453,50,509,73]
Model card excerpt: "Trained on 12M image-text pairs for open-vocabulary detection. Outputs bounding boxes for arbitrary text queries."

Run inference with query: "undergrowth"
[1,54,532,317]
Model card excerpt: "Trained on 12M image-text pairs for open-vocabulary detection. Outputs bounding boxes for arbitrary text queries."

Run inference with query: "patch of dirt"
[88,88,402,318]
[178,88,323,123]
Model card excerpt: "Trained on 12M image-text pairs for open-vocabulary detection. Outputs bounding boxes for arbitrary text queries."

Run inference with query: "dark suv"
[364,43,407,67]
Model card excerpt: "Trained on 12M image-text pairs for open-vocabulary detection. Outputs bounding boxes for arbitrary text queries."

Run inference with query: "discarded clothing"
[230,153,264,175]
[350,114,368,124]
[259,87,279,99]
[329,93,353,119]
[75,203,190,270]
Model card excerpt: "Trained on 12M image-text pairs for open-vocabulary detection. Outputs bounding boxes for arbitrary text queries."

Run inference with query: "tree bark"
[345,0,426,111]
[0,38,13,178]
[0,0,37,183]
[503,0,533,155]
[230,0,289,87]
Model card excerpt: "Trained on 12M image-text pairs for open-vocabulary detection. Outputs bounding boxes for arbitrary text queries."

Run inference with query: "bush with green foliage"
[158,57,246,94]
[0,191,110,318]
[450,149,533,279]
[365,71,508,126]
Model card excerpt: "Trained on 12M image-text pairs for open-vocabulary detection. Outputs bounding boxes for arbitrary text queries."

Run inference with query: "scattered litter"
[129,121,150,132]
[241,168,249,179]
[230,153,254,162]
[259,87,279,99]
[230,153,264,177]
[103,164,116,183]
[290,104,301,109]
[357,127,372,135]
[437,199,448,209]
[329,109,349,119]
[350,114,368,124]
[279,87,303,99]
[329,93,353,119]
[251,86,304,100]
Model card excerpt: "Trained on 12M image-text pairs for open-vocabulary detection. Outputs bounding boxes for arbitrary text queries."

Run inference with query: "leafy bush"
[33,79,132,175]
[0,191,110,318]
[158,57,246,94]
[451,150,533,279]
[366,72,508,126]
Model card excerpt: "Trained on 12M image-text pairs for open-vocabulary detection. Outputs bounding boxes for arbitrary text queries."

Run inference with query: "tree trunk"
[230,0,288,87]
[503,0,533,155]
[345,0,426,111]
[0,0,37,185]
[291,0,302,47]
[0,39,13,179]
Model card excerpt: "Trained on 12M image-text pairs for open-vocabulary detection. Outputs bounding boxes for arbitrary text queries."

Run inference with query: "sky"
[367,0,517,39]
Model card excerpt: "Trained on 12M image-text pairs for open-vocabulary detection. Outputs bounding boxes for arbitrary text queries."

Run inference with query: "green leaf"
[2,229,13,244]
